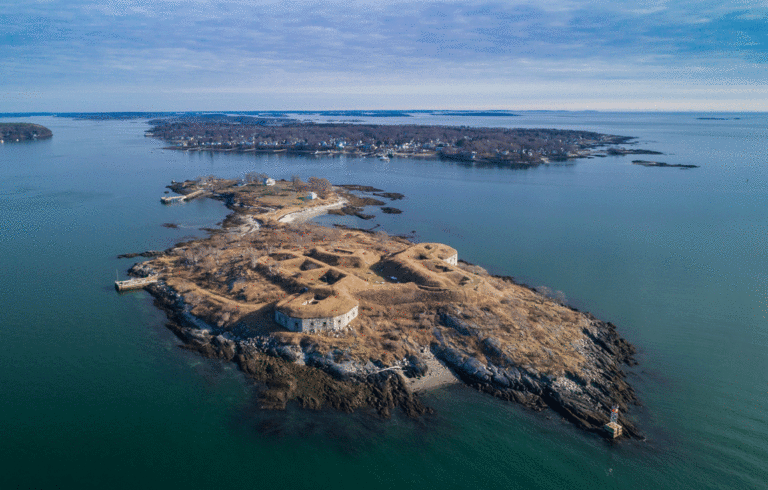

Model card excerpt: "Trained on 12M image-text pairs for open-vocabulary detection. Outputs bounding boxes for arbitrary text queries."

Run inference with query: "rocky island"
[120,177,641,439]
[144,116,659,168]
[0,123,52,143]
[632,160,699,169]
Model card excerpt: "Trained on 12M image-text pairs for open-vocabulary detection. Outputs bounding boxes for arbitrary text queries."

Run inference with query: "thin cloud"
[2,0,768,110]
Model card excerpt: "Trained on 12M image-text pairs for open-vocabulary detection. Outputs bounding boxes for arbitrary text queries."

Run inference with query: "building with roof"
[274,291,359,332]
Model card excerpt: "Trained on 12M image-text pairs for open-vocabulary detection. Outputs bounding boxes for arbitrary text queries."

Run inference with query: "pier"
[115,275,159,291]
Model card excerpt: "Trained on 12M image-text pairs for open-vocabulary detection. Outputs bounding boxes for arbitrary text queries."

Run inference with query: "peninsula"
[0,123,52,143]
[144,116,658,167]
[121,177,641,438]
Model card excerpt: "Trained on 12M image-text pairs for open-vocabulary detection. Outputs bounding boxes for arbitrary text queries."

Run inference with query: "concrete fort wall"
[444,253,458,266]
[275,306,359,333]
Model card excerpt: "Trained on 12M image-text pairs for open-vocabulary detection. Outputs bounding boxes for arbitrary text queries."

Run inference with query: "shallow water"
[0,112,765,489]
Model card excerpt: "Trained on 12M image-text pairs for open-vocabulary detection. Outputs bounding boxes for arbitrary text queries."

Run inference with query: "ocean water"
[0,113,765,489]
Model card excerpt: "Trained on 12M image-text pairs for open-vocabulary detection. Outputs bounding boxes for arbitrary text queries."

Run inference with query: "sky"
[2,0,768,111]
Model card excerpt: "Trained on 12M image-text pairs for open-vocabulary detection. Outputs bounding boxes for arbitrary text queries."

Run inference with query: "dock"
[115,275,159,291]
[161,189,206,204]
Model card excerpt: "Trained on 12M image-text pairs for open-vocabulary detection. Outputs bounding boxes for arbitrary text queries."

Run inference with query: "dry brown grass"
[146,180,590,376]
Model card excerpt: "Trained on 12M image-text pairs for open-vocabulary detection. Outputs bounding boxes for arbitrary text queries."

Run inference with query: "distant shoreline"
[0,123,52,143]
[144,116,664,168]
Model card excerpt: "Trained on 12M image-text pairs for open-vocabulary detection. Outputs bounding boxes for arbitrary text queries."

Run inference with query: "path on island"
[277,198,348,224]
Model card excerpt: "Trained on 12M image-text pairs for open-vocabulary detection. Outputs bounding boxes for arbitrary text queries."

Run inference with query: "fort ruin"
[261,243,460,333]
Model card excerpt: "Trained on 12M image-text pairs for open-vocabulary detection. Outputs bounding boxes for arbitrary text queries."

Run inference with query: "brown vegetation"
[145,179,588,375]
[129,177,640,436]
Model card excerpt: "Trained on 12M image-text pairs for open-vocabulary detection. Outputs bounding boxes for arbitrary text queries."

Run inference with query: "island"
[632,160,699,169]
[144,116,660,168]
[0,123,52,143]
[119,176,641,439]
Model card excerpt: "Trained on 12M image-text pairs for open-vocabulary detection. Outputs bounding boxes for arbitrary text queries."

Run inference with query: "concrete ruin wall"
[275,305,359,333]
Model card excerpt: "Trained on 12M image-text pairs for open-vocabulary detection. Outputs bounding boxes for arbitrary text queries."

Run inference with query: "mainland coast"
[121,176,642,439]
[145,116,660,168]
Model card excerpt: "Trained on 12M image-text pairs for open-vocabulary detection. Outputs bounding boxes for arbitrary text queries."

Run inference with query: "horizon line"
[1,109,766,115]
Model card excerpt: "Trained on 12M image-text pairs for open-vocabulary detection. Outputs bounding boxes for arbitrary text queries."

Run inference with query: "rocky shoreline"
[121,178,643,439]
[133,266,641,438]
[433,304,640,437]
[143,279,432,418]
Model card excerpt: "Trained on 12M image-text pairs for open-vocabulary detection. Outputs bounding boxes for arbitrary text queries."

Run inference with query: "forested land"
[0,123,52,142]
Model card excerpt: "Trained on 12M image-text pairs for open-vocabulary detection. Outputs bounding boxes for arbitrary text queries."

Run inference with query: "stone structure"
[274,299,359,333]
[379,243,466,292]
[257,248,370,334]
[260,241,462,334]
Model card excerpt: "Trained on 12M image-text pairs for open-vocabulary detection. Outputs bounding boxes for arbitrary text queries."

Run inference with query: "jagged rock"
[128,261,158,277]
[118,250,164,259]
[461,357,491,382]
[404,354,428,377]
[430,308,640,437]
[212,334,236,360]
[440,312,477,336]
[482,337,504,358]
[274,344,303,363]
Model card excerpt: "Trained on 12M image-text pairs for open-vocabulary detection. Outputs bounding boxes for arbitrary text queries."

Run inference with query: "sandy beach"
[406,350,461,393]
[278,198,348,224]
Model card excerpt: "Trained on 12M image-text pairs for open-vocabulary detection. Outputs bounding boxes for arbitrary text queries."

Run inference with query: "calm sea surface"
[1,113,765,489]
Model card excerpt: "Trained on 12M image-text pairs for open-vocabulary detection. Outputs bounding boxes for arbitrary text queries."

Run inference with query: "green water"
[1,113,765,489]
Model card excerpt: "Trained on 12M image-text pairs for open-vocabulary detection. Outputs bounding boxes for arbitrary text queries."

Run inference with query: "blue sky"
[2,0,767,111]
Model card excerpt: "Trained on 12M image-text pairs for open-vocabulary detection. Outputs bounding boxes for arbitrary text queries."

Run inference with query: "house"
[306,192,318,200]
[263,177,276,186]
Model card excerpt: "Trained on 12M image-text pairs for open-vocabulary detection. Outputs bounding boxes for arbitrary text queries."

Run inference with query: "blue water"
[0,113,765,489]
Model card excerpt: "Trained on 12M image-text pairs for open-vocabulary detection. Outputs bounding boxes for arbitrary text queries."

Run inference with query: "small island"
[632,160,699,169]
[119,176,641,439]
[144,116,660,168]
[0,123,52,143]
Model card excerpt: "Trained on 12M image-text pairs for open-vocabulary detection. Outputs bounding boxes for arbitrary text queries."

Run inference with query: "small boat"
[379,154,390,161]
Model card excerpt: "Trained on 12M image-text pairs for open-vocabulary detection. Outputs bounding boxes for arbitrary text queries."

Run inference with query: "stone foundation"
[275,305,359,333]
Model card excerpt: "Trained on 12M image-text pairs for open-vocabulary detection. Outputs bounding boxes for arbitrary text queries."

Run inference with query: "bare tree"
[307,176,333,198]
[291,174,305,190]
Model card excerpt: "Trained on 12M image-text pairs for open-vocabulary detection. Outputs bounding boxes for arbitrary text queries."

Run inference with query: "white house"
[263,177,276,186]
[306,192,318,200]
